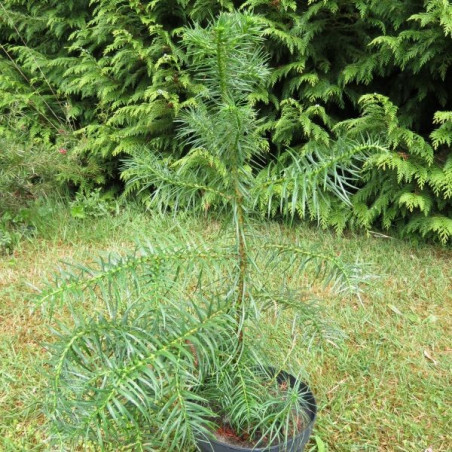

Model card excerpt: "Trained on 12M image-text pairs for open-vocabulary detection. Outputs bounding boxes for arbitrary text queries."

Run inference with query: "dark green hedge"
[0,0,451,243]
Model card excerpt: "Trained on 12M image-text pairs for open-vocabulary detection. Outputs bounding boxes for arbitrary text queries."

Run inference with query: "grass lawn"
[0,206,450,451]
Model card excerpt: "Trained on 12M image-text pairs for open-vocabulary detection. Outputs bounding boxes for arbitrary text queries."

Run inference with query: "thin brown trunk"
[235,193,246,345]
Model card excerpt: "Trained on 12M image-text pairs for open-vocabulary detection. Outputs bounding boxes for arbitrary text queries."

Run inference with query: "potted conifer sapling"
[39,12,377,451]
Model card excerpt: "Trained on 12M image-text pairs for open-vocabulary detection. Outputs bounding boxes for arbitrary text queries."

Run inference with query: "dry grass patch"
[0,213,450,451]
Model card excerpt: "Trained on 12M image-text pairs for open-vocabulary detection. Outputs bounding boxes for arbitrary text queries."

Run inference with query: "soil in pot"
[214,424,256,449]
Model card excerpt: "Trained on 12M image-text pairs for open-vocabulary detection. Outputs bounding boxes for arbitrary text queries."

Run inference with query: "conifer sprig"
[42,13,370,450]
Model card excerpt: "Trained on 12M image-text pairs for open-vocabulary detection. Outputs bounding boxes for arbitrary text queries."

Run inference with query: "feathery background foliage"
[0,0,451,244]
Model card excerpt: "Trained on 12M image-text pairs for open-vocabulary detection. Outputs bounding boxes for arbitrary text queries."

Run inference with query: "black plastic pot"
[196,370,317,452]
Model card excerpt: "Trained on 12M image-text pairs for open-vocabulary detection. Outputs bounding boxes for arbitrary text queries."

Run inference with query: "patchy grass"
[0,207,450,451]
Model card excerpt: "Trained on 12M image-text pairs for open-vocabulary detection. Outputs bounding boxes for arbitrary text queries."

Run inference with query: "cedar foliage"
[0,0,451,243]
